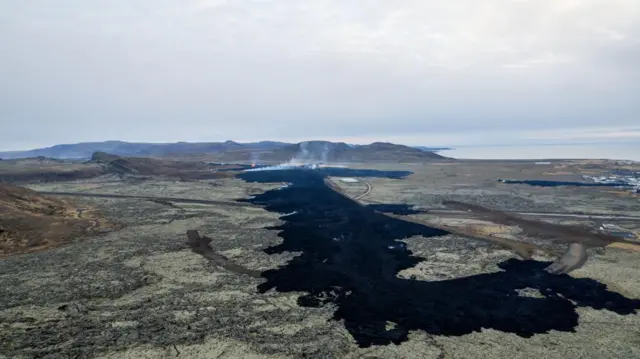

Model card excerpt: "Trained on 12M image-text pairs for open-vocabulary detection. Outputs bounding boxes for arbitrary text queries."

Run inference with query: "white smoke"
[250,152,260,164]
[300,141,309,158]
[245,163,299,172]
[290,141,312,164]
[291,141,331,164]
[321,142,329,163]
[244,163,319,172]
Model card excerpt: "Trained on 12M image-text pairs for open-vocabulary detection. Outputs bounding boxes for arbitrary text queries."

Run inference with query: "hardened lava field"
[1,160,639,358]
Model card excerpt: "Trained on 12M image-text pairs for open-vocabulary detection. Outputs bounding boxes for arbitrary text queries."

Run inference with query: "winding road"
[354,180,372,200]
[37,191,254,207]
[39,189,640,221]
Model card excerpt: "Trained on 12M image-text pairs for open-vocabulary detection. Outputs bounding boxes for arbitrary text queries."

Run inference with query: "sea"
[438,143,640,161]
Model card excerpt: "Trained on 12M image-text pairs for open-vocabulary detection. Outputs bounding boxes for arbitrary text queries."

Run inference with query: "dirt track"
[354,180,372,200]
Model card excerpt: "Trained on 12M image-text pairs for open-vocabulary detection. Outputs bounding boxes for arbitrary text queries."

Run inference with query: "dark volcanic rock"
[365,203,423,215]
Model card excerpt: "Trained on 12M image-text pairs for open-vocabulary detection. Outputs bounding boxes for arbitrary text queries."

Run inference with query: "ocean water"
[439,143,640,161]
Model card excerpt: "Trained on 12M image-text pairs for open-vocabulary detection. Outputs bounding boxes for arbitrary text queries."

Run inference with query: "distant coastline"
[3,140,639,162]
[447,140,640,148]
[439,142,640,161]
[412,146,453,152]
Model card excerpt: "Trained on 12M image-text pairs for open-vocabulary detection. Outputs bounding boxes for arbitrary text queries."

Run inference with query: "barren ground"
[1,159,639,358]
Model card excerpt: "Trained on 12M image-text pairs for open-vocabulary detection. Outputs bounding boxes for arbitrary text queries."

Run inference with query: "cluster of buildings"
[583,171,640,194]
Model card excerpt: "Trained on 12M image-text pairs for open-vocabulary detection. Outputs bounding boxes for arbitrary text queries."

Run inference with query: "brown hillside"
[0,183,115,257]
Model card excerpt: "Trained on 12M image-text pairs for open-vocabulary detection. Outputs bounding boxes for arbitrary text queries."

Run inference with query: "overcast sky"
[1,0,639,150]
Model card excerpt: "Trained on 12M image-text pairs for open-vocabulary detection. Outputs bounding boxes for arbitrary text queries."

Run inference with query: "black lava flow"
[500,179,630,187]
[236,168,640,347]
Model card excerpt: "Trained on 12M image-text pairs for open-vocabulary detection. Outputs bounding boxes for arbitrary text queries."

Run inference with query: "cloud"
[0,0,639,150]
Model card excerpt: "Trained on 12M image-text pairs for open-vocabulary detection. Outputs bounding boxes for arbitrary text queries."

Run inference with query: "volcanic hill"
[263,141,446,162]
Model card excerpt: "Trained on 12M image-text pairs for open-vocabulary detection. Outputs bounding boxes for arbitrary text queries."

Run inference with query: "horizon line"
[1,138,639,153]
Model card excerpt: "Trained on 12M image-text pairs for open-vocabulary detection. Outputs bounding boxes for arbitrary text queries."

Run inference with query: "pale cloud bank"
[1,0,639,150]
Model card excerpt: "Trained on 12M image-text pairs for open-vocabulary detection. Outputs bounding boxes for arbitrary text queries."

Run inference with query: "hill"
[260,141,352,162]
[253,141,447,162]
[0,182,114,257]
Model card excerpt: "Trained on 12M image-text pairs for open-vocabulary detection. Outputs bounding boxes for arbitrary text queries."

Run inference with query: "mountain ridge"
[0,140,449,161]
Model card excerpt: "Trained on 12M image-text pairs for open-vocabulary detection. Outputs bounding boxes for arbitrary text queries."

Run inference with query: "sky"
[1,0,639,151]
